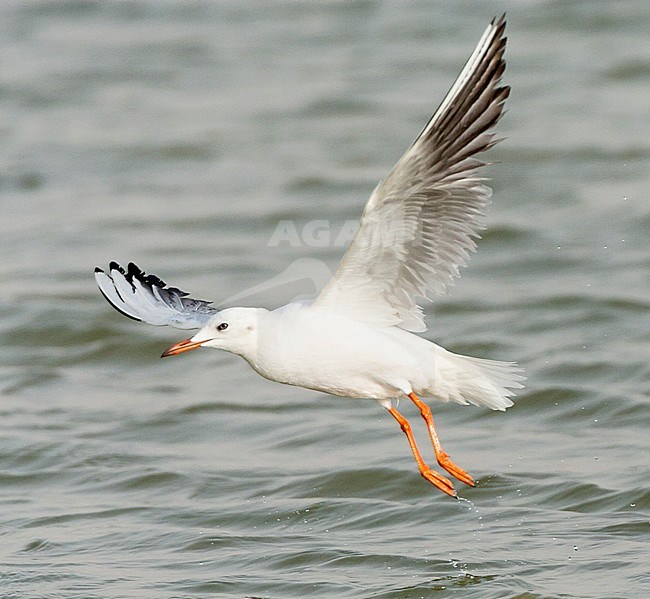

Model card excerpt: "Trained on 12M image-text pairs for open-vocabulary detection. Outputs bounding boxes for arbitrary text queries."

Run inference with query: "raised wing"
[95,262,218,330]
[313,17,509,332]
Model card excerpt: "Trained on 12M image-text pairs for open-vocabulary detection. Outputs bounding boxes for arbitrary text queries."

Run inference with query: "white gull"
[95,16,524,497]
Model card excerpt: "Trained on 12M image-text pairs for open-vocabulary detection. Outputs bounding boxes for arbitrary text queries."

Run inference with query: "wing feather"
[95,262,218,330]
[313,16,509,331]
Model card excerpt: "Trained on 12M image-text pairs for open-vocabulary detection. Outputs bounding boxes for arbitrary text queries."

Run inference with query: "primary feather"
[95,262,218,329]
[313,16,509,332]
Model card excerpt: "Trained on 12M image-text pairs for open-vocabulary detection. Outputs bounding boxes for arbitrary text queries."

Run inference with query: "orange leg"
[387,406,457,497]
[407,392,475,487]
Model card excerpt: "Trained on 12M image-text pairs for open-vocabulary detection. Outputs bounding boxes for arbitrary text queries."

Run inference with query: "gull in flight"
[96,16,524,497]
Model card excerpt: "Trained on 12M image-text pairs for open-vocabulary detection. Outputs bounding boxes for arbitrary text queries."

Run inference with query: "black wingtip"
[123,261,169,289]
[127,262,141,277]
[94,267,104,274]
[109,261,126,275]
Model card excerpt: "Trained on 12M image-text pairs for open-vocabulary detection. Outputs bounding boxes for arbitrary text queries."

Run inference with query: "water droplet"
[573,545,578,551]
[603,245,608,249]
[630,503,636,507]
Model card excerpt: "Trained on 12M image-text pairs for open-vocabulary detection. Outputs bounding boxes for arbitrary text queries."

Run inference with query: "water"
[1,1,648,597]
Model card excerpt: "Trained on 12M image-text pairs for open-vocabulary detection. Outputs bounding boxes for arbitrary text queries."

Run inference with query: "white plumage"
[96,16,524,497]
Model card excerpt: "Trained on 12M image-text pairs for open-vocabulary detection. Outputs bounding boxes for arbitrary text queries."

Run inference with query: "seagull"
[95,16,524,497]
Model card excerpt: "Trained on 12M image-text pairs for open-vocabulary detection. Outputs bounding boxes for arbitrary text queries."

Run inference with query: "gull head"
[161,307,262,359]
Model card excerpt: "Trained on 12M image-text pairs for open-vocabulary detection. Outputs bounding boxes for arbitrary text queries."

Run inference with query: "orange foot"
[420,467,457,497]
[387,405,460,497]
[408,392,476,487]
[436,450,475,487]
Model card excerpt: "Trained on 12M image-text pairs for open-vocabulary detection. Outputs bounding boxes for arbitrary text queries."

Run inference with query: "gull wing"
[313,17,509,332]
[95,262,218,330]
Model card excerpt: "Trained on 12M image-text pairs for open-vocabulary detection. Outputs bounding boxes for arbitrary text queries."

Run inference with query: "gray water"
[1,1,649,597]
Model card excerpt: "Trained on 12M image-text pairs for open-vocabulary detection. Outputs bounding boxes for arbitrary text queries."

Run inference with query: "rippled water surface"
[1,1,649,597]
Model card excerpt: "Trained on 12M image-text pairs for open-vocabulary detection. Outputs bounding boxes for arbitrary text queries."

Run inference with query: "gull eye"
[217,322,228,332]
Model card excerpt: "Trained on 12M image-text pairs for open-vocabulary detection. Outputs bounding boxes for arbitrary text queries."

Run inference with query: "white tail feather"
[432,348,525,410]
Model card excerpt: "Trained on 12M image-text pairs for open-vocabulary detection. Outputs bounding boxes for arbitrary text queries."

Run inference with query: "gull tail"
[432,348,525,411]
